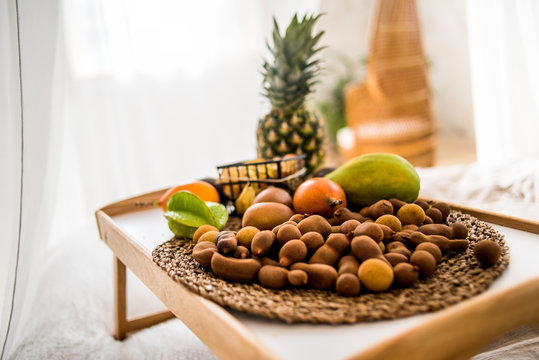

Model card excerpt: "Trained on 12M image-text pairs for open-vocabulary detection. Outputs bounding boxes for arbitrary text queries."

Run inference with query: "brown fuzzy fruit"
[410,250,437,277]
[425,207,443,224]
[250,230,276,257]
[432,202,451,222]
[289,214,306,223]
[351,235,388,264]
[299,232,325,254]
[279,239,308,267]
[297,215,332,238]
[393,262,419,287]
[242,202,294,230]
[353,222,384,243]
[287,269,308,287]
[336,273,361,296]
[413,199,430,211]
[473,240,502,267]
[258,265,289,289]
[415,242,442,264]
[384,252,409,267]
[276,224,302,245]
[339,219,361,236]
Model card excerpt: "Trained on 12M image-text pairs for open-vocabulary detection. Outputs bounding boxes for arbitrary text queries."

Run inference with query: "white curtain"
[467,0,539,164]
[0,0,319,357]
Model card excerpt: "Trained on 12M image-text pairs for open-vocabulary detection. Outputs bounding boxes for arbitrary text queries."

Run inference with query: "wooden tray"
[95,189,539,360]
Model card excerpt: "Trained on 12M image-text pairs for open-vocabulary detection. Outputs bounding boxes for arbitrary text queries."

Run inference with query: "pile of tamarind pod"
[191,199,499,296]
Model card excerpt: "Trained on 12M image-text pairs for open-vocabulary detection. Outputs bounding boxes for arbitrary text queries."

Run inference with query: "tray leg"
[114,256,128,340]
[113,256,175,340]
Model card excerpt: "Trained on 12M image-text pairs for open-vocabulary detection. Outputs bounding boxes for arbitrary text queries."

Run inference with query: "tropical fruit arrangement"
[158,152,502,296]
[154,14,501,296]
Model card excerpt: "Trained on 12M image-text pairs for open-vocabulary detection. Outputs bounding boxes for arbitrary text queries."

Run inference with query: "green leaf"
[166,191,217,226]
[206,202,229,230]
[167,220,197,239]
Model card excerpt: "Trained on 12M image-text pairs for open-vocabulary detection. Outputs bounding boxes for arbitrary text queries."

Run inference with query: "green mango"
[325,153,420,208]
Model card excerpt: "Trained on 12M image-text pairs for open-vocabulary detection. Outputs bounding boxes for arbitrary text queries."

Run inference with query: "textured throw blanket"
[9,159,539,359]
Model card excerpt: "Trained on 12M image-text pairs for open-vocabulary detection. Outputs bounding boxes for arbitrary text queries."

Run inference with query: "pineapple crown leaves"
[262,13,326,114]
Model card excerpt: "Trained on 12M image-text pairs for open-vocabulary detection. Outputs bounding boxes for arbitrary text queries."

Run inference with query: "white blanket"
[9,159,539,359]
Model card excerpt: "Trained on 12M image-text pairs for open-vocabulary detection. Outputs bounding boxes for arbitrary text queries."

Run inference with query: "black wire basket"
[216,155,307,203]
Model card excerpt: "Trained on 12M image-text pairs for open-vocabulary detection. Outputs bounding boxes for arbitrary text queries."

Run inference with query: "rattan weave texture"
[152,212,508,324]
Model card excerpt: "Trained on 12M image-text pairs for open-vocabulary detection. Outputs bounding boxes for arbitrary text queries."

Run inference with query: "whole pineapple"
[257,14,326,174]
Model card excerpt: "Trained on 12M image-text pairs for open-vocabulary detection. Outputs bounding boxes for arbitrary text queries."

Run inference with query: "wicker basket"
[216,155,306,203]
[342,0,436,167]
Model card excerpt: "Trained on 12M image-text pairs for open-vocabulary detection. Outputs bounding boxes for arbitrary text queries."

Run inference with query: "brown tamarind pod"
[432,202,451,222]
[394,262,419,287]
[338,255,360,275]
[289,214,306,223]
[331,207,369,225]
[290,262,338,290]
[258,265,289,289]
[279,239,308,267]
[388,246,412,259]
[415,242,443,264]
[210,253,261,282]
[252,256,280,267]
[192,241,217,269]
[353,222,384,243]
[418,223,468,240]
[339,219,361,237]
[231,245,250,259]
[272,220,298,236]
[287,269,308,286]
[409,232,469,254]
[449,223,469,239]
[336,273,360,296]
[384,252,409,267]
[413,199,430,211]
[360,200,393,219]
[215,231,238,254]
[402,224,419,232]
[425,207,443,224]
[410,250,437,277]
[391,231,412,245]
[418,224,452,238]
[309,233,350,266]
[388,198,406,214]
[386,241,406,251]
[276,223,302,245]
[299,232,324,254]
[473,240,502,267]
[351,235,390,264]
[251,230,276,257]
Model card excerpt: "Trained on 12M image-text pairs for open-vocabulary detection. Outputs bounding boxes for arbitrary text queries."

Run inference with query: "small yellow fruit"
[197,230,219,244]
[193,225,219,243]
[357,258,394,292]
[236,226,260,248]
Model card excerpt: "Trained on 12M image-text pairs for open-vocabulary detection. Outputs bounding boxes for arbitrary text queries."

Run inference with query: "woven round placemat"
[152,211,509,324]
